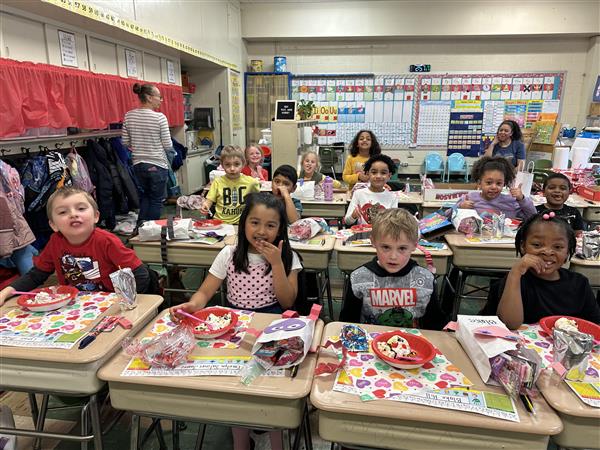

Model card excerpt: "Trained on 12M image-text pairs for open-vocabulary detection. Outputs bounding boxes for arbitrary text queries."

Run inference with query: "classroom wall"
[245,36,597,129]
[241,0,600,39]
[87,0,244,70]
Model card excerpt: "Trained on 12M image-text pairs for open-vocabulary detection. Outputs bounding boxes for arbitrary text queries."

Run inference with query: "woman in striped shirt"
[122,83,172,225]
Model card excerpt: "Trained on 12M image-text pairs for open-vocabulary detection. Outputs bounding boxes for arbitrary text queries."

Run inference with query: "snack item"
[554,317,579,333]
[376,334,416,360]
[194,312,232,332]
[341,324,369,352]
[122,326,196,369]
[359,202,385,224]
[29,291,69,304]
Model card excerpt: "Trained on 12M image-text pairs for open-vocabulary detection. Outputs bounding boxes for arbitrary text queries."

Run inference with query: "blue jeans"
[134,163,168,223]
[0,244,38,275]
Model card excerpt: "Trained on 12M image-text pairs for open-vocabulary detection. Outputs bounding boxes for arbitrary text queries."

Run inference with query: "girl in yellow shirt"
[343,129,382,189]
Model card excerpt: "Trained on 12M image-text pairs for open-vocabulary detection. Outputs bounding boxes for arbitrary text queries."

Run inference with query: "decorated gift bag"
[138,218,193,241]
[455,315,518,384]
[514,161,534,197]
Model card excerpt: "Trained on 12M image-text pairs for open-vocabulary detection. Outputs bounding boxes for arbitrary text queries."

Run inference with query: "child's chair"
[445,153,469,182]
[423,152,445,181]
[532,158,553,184]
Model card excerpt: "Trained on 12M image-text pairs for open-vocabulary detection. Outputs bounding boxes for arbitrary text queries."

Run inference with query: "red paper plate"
[17,286,79,312]
[154,218,182,227]
[193,219,223,229]
[350,224,372,233]
[185,307,238,339]
[539,316,600,341]
[371,330,436,369]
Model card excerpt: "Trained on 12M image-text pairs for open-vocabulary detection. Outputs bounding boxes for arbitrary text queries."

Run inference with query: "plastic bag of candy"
[121,324,196,369]
[110,267,137,310]
[490,347,541,399]
[289,218,322,241]
[451,209,482,236]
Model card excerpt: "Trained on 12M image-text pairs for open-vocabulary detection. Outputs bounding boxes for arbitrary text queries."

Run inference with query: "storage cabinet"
[271,120,318,170]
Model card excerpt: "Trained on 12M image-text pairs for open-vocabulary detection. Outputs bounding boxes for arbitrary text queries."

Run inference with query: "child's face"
[520,222,569,276]
[247,147,262,166]
[272,174,295,196]
[245,204,280,251]
[367,161,391,191]
[372,231,417,273]
[222,156,243,179]
[357,132,372,154]
[49,193,99,245]
[478,170,505,201]
[302,154,318,176]
[496,123,513,142]
[544,178,569,209]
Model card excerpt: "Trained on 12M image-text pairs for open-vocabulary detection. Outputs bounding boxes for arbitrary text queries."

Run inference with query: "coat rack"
[0,130,122,156]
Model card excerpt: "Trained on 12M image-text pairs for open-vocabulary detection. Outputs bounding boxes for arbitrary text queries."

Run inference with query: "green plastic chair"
[532,159,553,184]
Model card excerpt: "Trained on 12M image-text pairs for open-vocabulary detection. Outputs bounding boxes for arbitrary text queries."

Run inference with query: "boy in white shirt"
[344,154,397,225]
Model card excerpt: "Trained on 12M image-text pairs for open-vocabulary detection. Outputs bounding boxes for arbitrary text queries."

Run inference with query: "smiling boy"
[0,187,154,304]
[536,172,584,234]
[340,208,440,328]
[202,146,260,224]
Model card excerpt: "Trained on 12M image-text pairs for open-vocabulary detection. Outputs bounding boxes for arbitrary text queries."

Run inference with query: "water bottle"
[323,176,334,201]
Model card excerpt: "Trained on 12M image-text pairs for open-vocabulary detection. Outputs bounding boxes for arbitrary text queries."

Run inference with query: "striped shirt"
[122,108,171,169]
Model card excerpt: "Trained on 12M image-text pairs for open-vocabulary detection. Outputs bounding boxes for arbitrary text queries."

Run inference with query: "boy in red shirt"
[0,187,155,304]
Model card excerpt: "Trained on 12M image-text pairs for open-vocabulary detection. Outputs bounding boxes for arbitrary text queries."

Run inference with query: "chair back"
[447,153,466,171]
[534,159,552,170]
[425,153,444,171]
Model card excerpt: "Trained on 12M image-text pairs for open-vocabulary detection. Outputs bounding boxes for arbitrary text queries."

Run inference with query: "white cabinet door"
[88,36,118,75]
[0,13,47,63]
[143,52,162,82]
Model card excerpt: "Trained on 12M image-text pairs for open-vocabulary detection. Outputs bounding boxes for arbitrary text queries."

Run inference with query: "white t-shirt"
[345,188,398,225]
[209,246,302,279]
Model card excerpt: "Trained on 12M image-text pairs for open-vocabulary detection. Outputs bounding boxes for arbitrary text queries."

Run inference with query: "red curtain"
[0,58,184,138]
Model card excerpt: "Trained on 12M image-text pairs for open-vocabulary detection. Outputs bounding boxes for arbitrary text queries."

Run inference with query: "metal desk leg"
[28,393,39,425]
[81,403,90,450]
[172,420,181,450]
[194,423,207,450]
[451,271,466,321]
[303,403,313,450]
[324,268,333,321]
[88,394,103,450]
[32,394,49,450]
[130,414,140,450]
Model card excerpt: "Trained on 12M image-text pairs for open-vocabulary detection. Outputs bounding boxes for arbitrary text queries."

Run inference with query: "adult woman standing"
[484,120,525,170]
[122,83,172,225]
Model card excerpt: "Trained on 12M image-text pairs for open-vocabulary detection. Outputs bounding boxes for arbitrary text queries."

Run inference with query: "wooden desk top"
[333,237,453,257]
[569,256,600,267]
[537,371,600,419]
[129,235,227,250]
[98,313,324,400]
[224,231,335,252]
[311,322,563,436]
[395,191,423,204]
[0,295,163,364]
[444,232,515,249]
[299,192,348,205]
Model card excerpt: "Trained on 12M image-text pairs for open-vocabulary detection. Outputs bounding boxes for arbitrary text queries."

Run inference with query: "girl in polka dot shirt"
[171,192,302,318]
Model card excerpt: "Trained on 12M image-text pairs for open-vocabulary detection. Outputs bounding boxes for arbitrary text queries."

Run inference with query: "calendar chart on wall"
[291,74,417,146]
[290,71,564,156]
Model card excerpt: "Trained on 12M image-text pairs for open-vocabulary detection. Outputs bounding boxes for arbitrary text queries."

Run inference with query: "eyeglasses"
[152,93,163,101]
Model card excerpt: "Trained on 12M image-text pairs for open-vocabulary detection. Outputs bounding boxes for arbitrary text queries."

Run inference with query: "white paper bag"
[451,209,482,235]
[455,315,518,384]
[514,161,534,197]
[293,180,315,200]
[138,218,192,241]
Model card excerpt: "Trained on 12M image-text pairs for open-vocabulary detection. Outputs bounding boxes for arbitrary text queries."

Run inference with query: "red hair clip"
[542,211,555,220]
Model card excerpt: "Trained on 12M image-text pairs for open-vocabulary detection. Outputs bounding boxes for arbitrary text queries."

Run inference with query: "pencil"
[290,365,299,378]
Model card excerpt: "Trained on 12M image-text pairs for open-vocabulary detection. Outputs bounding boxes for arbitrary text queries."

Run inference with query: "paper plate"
[371,330,436,369]
[193,219,223,230]
[539,316,600,341]
[186,307,238,339]
[350,224,372,233]
[17,286,79,312]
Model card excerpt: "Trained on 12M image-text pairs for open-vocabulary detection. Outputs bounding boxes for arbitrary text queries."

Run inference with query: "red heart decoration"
[46,329,59,334]
[66,316,79,320]
[372,389,386,399]
[15,314,29,319]
[83,302,94,307]
[422,362,434,369]
[364,368,377,377]
[347,351,357,357]
[213,342,225,348]
[435,381,448,389]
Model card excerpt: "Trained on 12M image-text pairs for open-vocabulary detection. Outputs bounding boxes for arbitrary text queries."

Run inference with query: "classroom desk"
[300,192,348,218]
[129,236,227,266]
[569,256,600,288]
[0,294,163,450]
[444,233,517,270]
[421,201,453,217]
[395,191,423,208]
[536,372,600,449]
[97,313,324,450]
[333,238,453,276]
[311,322,563,450]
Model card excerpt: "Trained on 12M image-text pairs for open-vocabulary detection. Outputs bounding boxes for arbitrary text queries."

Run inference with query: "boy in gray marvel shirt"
[340,208,442,329]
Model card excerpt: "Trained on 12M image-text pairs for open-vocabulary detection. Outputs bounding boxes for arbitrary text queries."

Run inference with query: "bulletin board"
[291,71,565,156]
